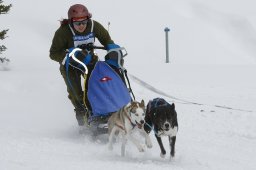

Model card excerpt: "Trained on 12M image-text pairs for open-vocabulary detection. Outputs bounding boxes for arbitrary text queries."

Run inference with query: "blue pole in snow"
[164,27,170,63]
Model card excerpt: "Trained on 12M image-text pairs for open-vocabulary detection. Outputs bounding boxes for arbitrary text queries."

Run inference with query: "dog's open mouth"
[135,121,144,129]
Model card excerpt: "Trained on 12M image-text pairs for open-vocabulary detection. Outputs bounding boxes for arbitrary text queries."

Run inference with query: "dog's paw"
[146,140,153,148]
[160,152,166,158]
[171,151,175,157]
[138,145,145,152]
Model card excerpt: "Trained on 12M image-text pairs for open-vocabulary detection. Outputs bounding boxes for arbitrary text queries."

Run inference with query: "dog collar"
[125,110,138,129]
[127,113,136,129]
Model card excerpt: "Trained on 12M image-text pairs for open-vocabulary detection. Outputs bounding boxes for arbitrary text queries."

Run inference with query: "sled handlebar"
[77,43,106,51]
[68,48,89,74]
[65,44,128,73]
[92,46,105,50]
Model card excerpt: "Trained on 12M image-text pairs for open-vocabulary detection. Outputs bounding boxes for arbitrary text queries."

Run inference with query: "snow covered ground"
[1,0,256,169]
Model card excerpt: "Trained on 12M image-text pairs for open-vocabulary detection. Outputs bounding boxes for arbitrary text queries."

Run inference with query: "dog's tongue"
[137,123,142,129]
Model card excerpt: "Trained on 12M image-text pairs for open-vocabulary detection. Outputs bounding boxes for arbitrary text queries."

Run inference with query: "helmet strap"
[68,24,76,36]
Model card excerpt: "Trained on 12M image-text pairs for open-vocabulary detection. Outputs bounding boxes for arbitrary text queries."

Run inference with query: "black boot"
[74,107,88,126]
[89,114,111,135]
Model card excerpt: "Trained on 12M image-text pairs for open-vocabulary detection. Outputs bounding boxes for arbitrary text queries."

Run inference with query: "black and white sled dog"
[144,98,178,158]
[108,100,152,156]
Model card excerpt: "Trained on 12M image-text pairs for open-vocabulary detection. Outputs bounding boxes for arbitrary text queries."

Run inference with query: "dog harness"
[114,105,138,133]
[145,98,171,135]
[148,98,170,113]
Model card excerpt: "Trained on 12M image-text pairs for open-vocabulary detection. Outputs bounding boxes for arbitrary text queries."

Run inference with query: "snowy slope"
[1,0,256,170]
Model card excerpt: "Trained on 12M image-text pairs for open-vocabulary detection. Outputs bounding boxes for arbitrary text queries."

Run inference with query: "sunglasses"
[73,19,88,26]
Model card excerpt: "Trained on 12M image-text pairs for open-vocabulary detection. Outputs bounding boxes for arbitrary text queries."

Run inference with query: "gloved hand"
[105,44,123,68]
[77,43,94,51]
[106,44,120,51]
[63,47,92,73]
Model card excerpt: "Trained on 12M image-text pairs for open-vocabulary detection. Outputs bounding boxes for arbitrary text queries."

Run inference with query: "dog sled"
[65,44,135,135]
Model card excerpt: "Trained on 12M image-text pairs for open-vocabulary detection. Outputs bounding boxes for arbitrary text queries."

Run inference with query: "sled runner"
[65,45,135,135]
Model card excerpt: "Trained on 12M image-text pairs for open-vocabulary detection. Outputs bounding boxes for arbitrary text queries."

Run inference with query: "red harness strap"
[114,109,136,134]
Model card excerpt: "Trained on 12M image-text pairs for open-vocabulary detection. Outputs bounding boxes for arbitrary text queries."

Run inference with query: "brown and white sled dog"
[108,100,152,156]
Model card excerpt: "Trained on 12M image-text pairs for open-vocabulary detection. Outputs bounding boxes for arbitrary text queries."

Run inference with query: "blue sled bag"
[87,61,131,117]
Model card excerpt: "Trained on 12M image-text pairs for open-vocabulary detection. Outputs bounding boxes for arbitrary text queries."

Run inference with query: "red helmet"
[68,4,92,20]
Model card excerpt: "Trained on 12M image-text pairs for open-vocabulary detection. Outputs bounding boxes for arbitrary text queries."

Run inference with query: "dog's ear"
[140,99,145,107]
[125,103,132,112]
[170,103,175,109]
[131,101,137,108]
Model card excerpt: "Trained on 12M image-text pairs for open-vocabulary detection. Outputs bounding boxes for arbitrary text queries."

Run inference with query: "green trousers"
[60,65,84,109]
